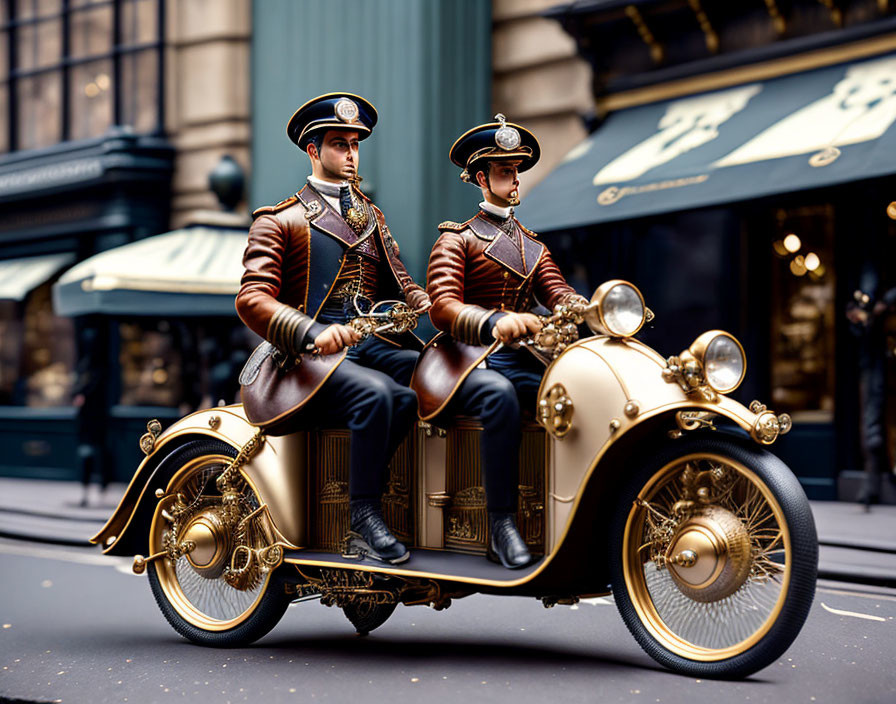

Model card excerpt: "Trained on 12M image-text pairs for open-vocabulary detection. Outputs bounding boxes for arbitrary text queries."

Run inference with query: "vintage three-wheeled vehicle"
[92,280,817,679]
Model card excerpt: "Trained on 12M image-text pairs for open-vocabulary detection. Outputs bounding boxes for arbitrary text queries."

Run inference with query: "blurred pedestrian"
[846,265,896,509]
[73,320,111,506]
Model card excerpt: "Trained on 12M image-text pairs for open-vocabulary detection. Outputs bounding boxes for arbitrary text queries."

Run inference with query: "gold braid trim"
[452,305,495,346]
[267,305,313,357]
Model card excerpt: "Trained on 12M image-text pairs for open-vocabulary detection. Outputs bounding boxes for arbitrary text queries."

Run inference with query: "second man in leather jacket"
[412,116,587,569]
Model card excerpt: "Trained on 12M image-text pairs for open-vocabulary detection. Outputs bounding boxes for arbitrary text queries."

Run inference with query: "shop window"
[0,282,76,407]
[118,321,255,411]
[769,205,836,420]
[1,0,163,152]
[118,320,186,409]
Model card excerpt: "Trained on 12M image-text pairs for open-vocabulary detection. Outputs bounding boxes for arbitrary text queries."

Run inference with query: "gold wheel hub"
[665,506,752,603]
[182,509,231,578]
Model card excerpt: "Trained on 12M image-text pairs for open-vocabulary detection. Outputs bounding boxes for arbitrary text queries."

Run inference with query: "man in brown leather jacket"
[412,116,587,569]
[236,93,430,564]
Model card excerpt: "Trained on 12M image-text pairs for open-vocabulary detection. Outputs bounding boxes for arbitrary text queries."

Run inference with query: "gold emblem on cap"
[335,98,360,123]
[494,113,521,151]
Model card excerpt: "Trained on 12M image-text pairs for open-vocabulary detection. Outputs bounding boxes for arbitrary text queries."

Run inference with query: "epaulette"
[438,220,467,232]
[252,194,298,219]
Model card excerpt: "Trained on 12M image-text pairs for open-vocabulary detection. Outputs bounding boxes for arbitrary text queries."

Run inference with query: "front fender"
[538,336,776,555]
[92,405,308,555]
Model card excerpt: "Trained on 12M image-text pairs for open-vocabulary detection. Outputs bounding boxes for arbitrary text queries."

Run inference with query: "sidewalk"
[1,477,894,586]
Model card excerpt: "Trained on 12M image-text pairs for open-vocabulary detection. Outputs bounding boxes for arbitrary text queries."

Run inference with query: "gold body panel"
[538,336,764,554]
[416,419,547,555]
[93,405,309,551]
[308,429,415,551]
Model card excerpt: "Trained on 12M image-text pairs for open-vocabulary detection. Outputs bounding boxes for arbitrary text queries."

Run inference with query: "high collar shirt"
[479,200,513,221]
[307,175,349,213]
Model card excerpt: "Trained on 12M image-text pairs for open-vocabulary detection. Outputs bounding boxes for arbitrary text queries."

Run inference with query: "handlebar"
[347,299,420,342]
[503,300,598,363]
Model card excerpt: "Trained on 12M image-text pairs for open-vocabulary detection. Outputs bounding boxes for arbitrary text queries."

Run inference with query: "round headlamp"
[689,331,746,394]
[584,280,647,338]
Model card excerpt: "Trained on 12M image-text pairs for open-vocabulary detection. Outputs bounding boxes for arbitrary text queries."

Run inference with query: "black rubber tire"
[342,601,397,635]
[146,439,290,647]
[609,434,818,679]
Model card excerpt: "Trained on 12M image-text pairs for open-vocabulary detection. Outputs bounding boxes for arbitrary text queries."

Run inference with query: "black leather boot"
[487,512,532,569]
[348,500,409,564]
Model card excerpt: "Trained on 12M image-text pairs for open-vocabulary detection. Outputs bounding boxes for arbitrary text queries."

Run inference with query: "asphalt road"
[1,537,894,704]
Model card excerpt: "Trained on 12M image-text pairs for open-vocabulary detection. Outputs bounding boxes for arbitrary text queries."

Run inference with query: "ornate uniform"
[414,210,581,418]
[238,183,424,379]
[236,93,428,563]
[411,117,586,568]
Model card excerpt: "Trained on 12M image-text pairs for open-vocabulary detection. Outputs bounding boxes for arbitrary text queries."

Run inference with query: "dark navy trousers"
[448,346,545,512]
[293,336,418,500]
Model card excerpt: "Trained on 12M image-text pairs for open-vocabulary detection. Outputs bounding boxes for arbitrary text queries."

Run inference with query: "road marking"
[820,602,887,622]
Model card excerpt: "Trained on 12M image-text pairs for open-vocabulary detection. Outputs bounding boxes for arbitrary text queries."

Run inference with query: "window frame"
[1,0,165,151]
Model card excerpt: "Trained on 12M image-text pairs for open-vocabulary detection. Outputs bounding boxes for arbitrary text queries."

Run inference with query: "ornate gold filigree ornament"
[342,185,369,234]
[523,301,587,361]
[294,566,466,612]
[748,400,793,445]
[139,419,163,456]
[133,428,284,593]
[347,299,419,341]
[538,383,574,438]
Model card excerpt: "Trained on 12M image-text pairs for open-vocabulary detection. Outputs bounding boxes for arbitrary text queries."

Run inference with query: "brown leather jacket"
[411,210,580,420]
[236,183,424,427]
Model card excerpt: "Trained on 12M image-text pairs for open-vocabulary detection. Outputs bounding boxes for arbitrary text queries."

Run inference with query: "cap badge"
[494,113,521,151]
[335,98,360,123]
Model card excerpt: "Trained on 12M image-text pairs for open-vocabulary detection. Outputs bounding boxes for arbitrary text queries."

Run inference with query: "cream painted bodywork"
[539,336,763,553]
[417,429,447,549]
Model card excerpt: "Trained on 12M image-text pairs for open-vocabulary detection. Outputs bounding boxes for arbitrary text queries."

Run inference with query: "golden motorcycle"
[92,280,816,679]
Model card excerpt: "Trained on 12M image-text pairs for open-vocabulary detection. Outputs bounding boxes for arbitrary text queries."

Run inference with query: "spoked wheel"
[342,600,397,636]
[610,435,817,679]
[146,439,290,646]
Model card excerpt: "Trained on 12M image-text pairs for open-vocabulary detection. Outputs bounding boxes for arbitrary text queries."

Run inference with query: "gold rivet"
[624,400,640,417]
[888,202,896,220]
[609,418,621,433]
[503,271,509,279]
[208,415,221,430]
[154,488,165,498]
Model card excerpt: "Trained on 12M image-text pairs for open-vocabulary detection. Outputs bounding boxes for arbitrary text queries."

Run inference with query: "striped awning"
[53,226,247,316]
[0,253,76,302]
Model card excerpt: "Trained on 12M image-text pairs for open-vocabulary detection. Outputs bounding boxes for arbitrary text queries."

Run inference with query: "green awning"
[518,52,896,231]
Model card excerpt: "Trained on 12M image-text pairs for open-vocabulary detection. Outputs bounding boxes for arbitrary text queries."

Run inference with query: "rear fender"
[92,405,307,556]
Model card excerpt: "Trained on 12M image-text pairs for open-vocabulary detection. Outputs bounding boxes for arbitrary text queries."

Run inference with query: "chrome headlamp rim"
[688,330,747,394]
[585,279,647,338]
